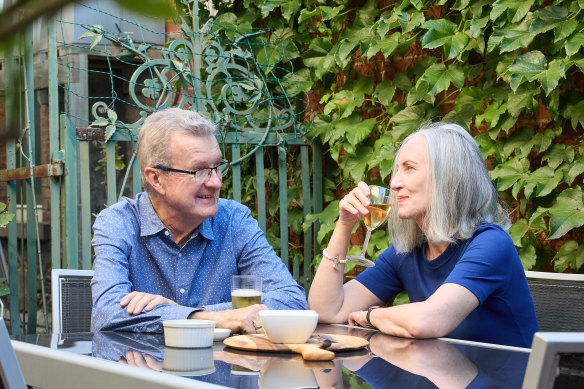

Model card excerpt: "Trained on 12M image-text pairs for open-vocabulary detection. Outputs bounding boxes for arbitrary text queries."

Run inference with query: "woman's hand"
[120,291,178,315]
[348,310,370,328]
[338,182,371,227]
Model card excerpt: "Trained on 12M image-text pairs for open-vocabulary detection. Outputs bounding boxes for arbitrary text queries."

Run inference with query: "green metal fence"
[1,0,321,334]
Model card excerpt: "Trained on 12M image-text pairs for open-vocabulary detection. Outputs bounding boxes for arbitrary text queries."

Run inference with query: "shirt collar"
[138,192,216,241]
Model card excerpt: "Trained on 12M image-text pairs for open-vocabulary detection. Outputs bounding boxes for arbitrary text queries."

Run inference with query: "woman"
[308,122,538,348]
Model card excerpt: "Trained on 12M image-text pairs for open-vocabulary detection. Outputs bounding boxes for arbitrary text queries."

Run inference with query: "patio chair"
[51,269,94,333]
[0,299,27,388]
[522,332,584,389]
[525,271,584,332]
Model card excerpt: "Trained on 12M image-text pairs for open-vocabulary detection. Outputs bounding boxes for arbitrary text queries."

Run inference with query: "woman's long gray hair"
[388,122,510,253]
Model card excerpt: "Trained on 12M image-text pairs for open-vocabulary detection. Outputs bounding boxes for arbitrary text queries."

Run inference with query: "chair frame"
[525,270,584,333]
[51,269,94,334]
[0,299,27,388]
[525,271,584,282]
[522,332,584,389]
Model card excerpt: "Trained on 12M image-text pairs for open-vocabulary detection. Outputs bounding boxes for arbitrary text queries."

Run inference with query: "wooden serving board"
[223,333,368,361]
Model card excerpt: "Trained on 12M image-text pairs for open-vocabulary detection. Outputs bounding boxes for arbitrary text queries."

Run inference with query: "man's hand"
[190,304,268,334]
[118,350,162,371]
[120,291,178,315]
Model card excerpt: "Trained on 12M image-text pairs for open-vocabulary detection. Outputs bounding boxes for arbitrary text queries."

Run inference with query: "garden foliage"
[208,0,584,274]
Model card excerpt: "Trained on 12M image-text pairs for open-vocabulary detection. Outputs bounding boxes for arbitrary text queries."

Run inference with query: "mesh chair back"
[51,269,94,333]
[526,271,584,332]
[61,277,93,333]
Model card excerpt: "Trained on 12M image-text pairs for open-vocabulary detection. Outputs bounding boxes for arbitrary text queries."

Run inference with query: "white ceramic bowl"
[259,310,318,344]
[259,358,317,388]
[162,346,215,376]
[213,328,232,342]
[162,319,215,348]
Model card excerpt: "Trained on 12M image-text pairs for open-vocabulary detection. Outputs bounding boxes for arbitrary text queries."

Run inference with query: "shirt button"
[178,253,182,258]
[180,288,185,294]
[164,230,169,236]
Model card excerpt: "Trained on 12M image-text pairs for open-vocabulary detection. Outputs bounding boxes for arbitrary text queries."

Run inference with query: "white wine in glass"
[346,185,393,267]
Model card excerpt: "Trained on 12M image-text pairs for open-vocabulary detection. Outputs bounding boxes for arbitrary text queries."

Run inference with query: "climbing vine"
[206,0,584,274]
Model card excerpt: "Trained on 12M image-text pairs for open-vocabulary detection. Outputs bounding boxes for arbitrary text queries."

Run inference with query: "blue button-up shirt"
[91,192,307,333]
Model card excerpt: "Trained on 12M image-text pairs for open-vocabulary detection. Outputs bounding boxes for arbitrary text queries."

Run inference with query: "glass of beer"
[231,275,262,309]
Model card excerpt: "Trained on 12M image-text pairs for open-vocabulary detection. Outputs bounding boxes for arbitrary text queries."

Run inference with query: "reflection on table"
[13,324,530,389]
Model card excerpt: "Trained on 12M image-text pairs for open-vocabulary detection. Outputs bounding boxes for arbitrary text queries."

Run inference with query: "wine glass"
[346,185,394,267]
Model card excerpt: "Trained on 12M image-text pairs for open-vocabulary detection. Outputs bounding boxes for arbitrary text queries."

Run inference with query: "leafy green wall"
[211,0,584,274]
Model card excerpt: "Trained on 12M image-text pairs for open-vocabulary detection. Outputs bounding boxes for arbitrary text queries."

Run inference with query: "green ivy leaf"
[566,33,584,56]
[543,144,574,169]
[470,16,489,38]
[509,218,529,246]
[393,72,413,93]
[530,6,577,42]
[553,241,584,272]
[390,105,426,141]
[491,0,534,24]
[518,244,537,270]
[302,38,336,78]
[324,90,362,119]
[368,229,389,257]
[374,80,396,107]
[320,6,345,21]
[532,127,560,153]
[0,284,9,297]
[421,19,468,59]
[280,69,312,96]
[475,133,497,159]
[501,126,534,159]
[568,100,584,130]
[565,160,584,185]
[417,63,464,95]
[407,82,434,106]
[304,200,340,242]
[489,157,529,192]
[421,19,457,48]
[397,10,425,34]
[342,145,374,181]
[343,116,377,145]
[476,101,507,129]
[507,51,565,95]
[442,104,475,129]
[455,86,484,114]
[298,7,321,24]
[547,188,584,239]
[507,85,539,117]
[488,21,533,54]
[366,33,401,59]
[336,38,360,68]
[0,211,14,228]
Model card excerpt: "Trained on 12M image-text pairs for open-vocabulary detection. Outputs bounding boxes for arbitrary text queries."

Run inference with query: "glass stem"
[360,229,372,258]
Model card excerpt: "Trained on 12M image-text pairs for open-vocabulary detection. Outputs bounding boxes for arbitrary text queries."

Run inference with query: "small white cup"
[162,319,215,348]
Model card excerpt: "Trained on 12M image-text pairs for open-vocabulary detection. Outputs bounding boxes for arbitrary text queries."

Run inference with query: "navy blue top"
[356,223,538,347]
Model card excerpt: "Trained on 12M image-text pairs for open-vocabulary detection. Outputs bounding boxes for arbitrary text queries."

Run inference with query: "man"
[91,108,307,333]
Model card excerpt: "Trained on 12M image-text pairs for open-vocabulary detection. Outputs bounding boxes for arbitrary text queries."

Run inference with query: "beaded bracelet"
[322,248,348,270]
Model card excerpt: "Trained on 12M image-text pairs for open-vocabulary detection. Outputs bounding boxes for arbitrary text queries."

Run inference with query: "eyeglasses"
[154,159,229,182]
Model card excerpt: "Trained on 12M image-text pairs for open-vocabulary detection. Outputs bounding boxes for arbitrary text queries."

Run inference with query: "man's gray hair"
[388,122,510,253]
[137,108,217,193]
